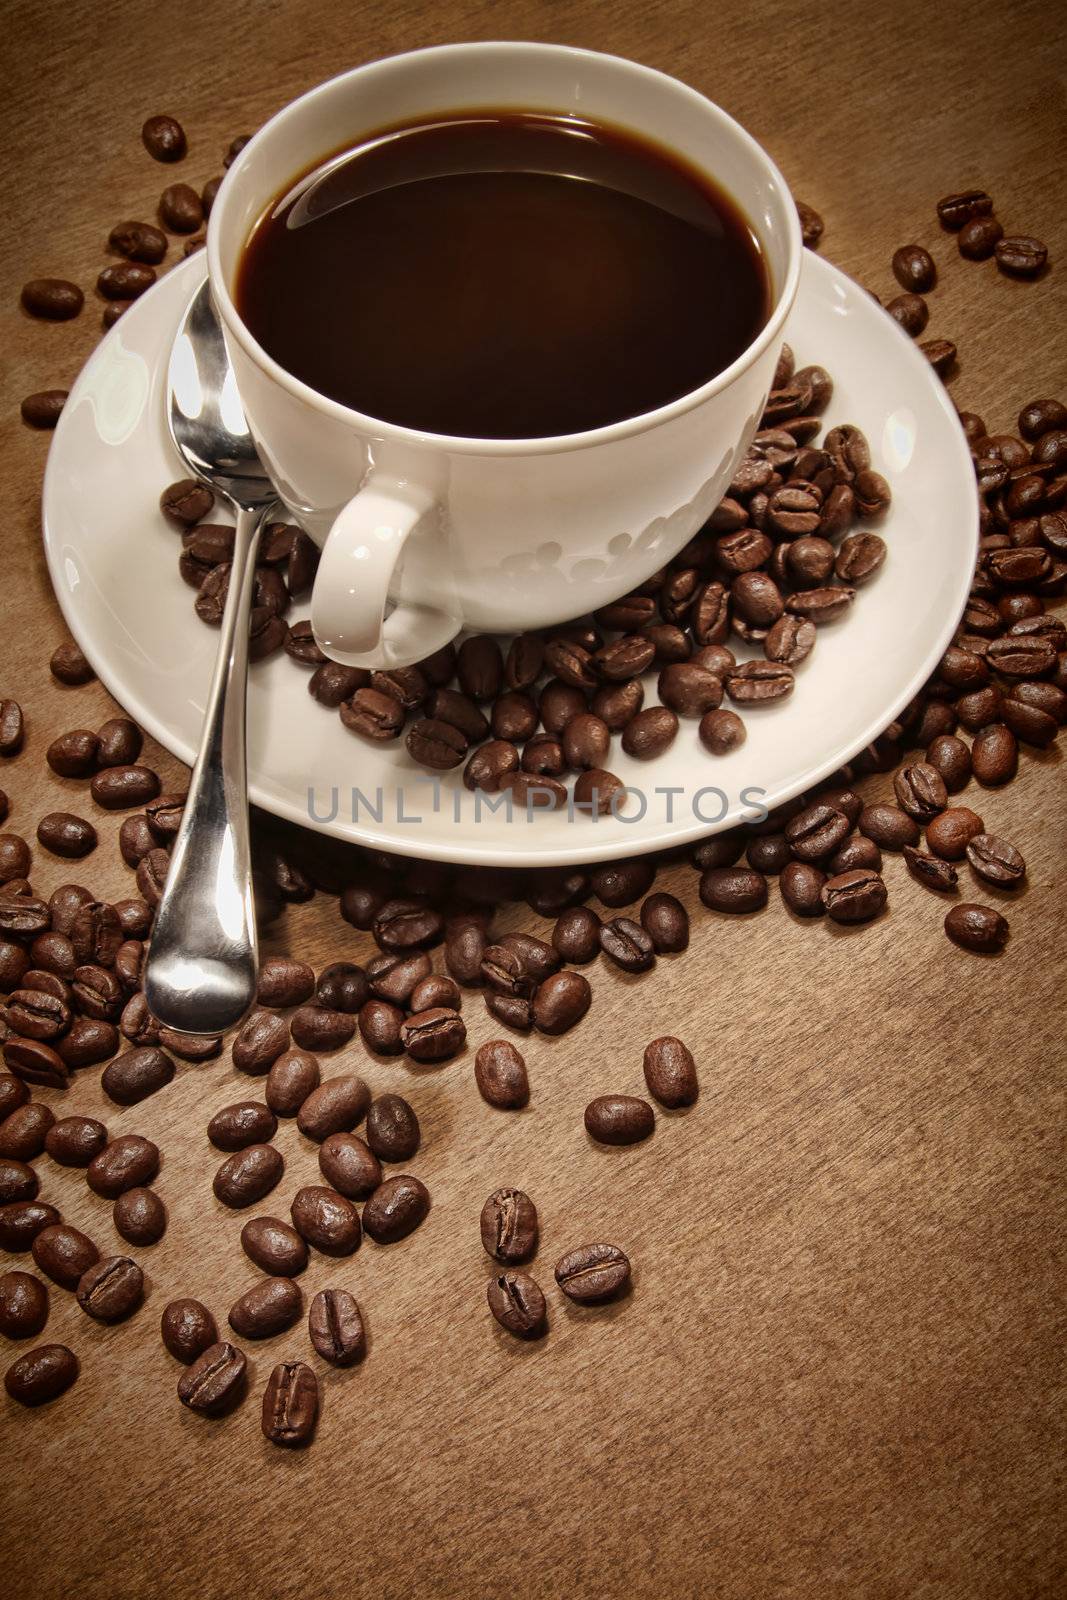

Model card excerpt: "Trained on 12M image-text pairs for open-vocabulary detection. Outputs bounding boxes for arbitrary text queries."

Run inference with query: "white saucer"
[42,252,977,868]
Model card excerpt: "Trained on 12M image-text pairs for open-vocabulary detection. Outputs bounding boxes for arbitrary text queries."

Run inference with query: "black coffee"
[236,111,768,438]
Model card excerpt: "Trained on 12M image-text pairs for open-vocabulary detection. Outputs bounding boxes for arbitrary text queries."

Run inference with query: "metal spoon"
[142,278,277,1035]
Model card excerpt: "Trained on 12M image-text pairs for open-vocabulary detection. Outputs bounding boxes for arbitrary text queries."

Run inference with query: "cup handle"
[310,474,460,669]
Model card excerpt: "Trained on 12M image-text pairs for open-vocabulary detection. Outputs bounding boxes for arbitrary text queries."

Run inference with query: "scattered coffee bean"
[599,917,655,973]
[290,1004,357,1052]
[699,707,746,754]
[290,1185,362,1256]
[555,1242,631,1303]
[178,1341,247,1415]
[228,1276,302,1340]
[638,892,688,954]
[36,812,97,859]
[21,278,83,320]
[584,1094,654,1145]
[318,1132,381,1199]
[361,1174,430,1244]
[262,1360,318,1448]
[21,390,69,428]
[937,189,993,230]
[5,1343,78,1406]
[945,902,1010,953]
[0,1270,49,1339]
[31,1223,99,1289]
[971,723,1018,785]
[401,1006,467,1062]
[101,1045,174,1106]
[886,292,928,337]
[480,1187,538,1264]
[141,113,186,161]
[76,1255,143,1322]
[113,1186,167,1246]
[995,236,1047,278]
[207,1101,277,1152]
[642,1037,698,1108]
[232,1009,290,1074]
[796,201,823,247]
[296,1075,370,1142]
[309,1287,366,1366]
[966,833,1026,886]
[213,1143,283,1209]
[159,182,203,232]
[256,955,315,1008]
[90,765,160,809]
[699,866,767,914]
[0,701,25,756]
[822,868,888,923]
[903,846,959,891]
[97,262,156,300]
[0,1102,53,1161]
[409,973,461,1013]
[43,1114,107,1166]
[87,1134,159,1197]
[161,1298,218,1364]
[959,215,1003,260]
[532,970,591,1034]
[264,1048,320,1118]
[858,804,919,850]
[892,245,936,293]
[487,1271,547,1340]
[779,859,826,915]
[241,1215,308,1277]
[358,997,405,1055]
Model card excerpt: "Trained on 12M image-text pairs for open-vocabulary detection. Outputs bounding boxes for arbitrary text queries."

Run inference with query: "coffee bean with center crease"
[76,1255,143,1322]
[31,1223,99,1289]
[361,1174,430,1244]
[367,951,432,1005]
[464,739,520,792]
[339,688,405,740]
[358,998,405,1056]
[5,1344,79,1407]
[699,867,768,914]
[821,868,888,923]
[474,1039,529,1110]
[555,1242,631,1303]
[6,989,72,1045]
[585,1094,654,1145]
[966,833,1026,886]
[401,1007,466,1062]
[785,804,851,862]
[241,1215,308,1277]
[0,1159,38,1203]
[903,847,958,891]
[266,1049,320,1117]
[937,189,993,230]
[290,1185,361,1256]
[372,898,444,953]
[296,1075,370,1141]
[0,1102,54,1159]
[232,1009,290,1074]
[318,1133,381,1199]
[643,1037,698,1108]
[893,763,948,821]
[487,1267,549,1340]
[725,661,795,705]
[178,1341,247,1415]
[213,1144,283,1209]
[90,765,160,810]
[531,971,591,1035]
[945,902,1010,952]
[44,1115,107,1166]
[161,1298,218,1364]
[297,1293,364,1381]
[0,1270,49,1339]
[113,1186,167,1246]
[262,1360,318,1448]
[366,1094,420,1162]
[406,718,468,769]
[256,956,315,1008]
[995,236,1047,278]
[87,1134,159,1197]
[3,1037,68,1088]
[101,1046,174,1106]
[207,1101,277,1151]
[599,917,655,973]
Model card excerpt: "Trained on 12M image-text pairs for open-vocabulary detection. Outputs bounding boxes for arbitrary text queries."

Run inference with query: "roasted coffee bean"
[634,892,687,955]
[361,1174,430,1244]
[937,189,993,230]
[56,1017,118,1070]
[406,718,468,769]
[208,1101,277,1152]
[531,970,591,1035]
[48,641,93,686]
[538,678,588,735]
[571,768,623,816]
[358,997,405,1056]
[290,1185,361,1256]
[112,1186,166,1246]
[598,917,655,973]
[285,620,327,667]
[489,692,538,744]
[482,944,533,999]
[1018,398,1067,441]
[1001,695,1058,746]
[87,1134,159,1199]
[101,1046,174,1106]
[212,1143,283,1209]
[89,765,159,811]
[559,713,608,771]
[253,955,314,1009]
[20,390,67,428]
[229,1277,303,1339]
[161,1298,218,1364]
[401,1006,466,1062]
[593,635,656,683]
[317,1132,381,1200]
[241,1215,308,1277]
[971,724,1018,785]
[955,685,1003,732]
[699,707,746,755]
[620,706,678,760]
[157,1026,219,1064]
[892,244,936,292]
[21,277,83,320]
[821,868,887,923]
[76,1255,143,1322]
[3,1037,68,1089]
[36,812,97,860]
[761,616,814,668]
[893,763,948,822]
[409,974,461,1013]
[555,1242,631,1303]
[795,200,823,246]
[231,1009,289,1074]
[178,1341,247,1415]
[925,807,985,862]
[487,1271,547,1339]
[498,770,568,811]
[97,261,156,300]
[0,1102,54,1159]
[585,1094,654,1144]
[945,902,1009,953]
[642,1036,698,1109]
[0,834,30,886]
[339,687,405,741]
[141,112,186,160]
[44,1115,107,1167]
[699,866,767,914]
[46,729,100,778]
[308,1287,366,1367]
[312,962,368,1014]
[480,1186,538,1264]
[31,1223,99,1289]
[0,1074,28,1118]
[725,661,795,705]
[5,1343,78,1406]
[461,739,518,793]
[454,635,503,700]
[886,291,928,336]
[158,181,203,233]
[67,901,122,968]
[656,662,722,718]
[551,906,601,966]
[119,992,159,1047]
[366,1094,420,1163]
[0,701,25,757]
[966,833,1026,886]
[0,1200,59,1252]
[924,337,959,376]
[987,633,1057,678]
[995,236,1047,278]
[262,1360,318,1448]
[924,733,971,793]
[117,815,154,869]
[73,963,125,1019]
[779,859,826,915]
[373,897,444,953]
[471,1038,529,1109]
[296,1074,369,1142]
[0,1270,49,1339]
[745,833,791,874]
[95,716,141,768]
[367,951,432,1006]
[785,804,851,863]
[903,846,959,891]
[309,663,368,708]
[858,804,919,850]
[109,219,168,263]
[0,1158,38,1203]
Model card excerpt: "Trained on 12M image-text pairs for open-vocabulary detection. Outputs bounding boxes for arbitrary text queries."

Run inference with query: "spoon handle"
[143,503,268,1034]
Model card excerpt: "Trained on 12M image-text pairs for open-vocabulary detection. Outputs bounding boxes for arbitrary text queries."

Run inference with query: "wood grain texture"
[1,2,1066,1596]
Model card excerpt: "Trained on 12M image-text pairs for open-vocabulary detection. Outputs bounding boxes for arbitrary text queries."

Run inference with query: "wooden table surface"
[2,2,1065,1596]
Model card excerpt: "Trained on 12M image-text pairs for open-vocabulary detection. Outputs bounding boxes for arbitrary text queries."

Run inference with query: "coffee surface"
[236,111,768,438]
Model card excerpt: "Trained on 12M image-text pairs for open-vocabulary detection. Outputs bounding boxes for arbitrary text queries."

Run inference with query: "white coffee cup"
[208,43,801,669]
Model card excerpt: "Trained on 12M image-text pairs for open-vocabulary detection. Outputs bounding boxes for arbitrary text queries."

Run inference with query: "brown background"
[2,1,1066,1596]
